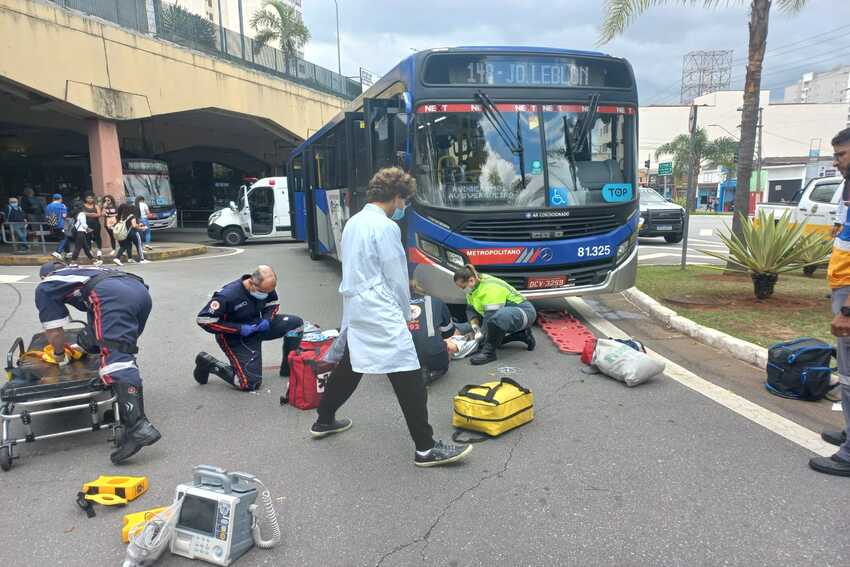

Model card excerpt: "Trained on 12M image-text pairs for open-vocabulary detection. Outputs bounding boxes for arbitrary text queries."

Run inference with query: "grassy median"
[636,265,833,347]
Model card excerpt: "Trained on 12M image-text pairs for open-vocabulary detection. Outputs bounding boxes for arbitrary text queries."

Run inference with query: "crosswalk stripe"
[0,275,28,283]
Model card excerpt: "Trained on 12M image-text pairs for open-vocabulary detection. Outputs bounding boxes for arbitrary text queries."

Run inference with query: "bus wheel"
[222,227,245,246]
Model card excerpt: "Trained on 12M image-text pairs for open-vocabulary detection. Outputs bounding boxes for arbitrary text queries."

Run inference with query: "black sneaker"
[809,454,850,477]
[414,441,472,468]
[310,418,352,438]
[822,430,847,447]
[193,352,213,385]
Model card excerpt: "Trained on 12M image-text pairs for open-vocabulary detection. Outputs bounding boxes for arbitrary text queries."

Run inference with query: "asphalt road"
[0,241,847,566]
[638,215,729,266]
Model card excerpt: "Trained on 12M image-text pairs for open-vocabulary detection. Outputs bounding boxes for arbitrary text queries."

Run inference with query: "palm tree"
[249,0,310,57]
[599,0,808,239]
[655,129,738,202]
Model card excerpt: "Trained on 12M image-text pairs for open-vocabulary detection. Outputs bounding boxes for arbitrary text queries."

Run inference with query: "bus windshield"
[414,103,634,210]
[123,160,174,210]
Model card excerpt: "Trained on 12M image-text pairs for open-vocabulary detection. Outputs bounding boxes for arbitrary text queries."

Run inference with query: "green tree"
[250,0,310,57]
[654,129,738,202]
[158,3,217,50]
[599,0,808,237]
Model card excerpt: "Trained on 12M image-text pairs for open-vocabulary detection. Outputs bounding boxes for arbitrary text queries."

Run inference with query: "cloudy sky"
[302,0,850,105]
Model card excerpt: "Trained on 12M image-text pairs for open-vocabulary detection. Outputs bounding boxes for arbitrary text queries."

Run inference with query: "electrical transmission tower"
[680,50,733,104]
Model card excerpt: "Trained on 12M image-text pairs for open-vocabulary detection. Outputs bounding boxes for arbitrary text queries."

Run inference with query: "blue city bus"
[288,47,639,304]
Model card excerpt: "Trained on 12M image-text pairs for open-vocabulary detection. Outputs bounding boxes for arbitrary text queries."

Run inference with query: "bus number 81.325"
[577,245,612,258]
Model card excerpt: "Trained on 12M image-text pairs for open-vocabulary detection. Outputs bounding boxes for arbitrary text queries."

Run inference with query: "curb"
[622,287,768,369]
[0,244,207,266]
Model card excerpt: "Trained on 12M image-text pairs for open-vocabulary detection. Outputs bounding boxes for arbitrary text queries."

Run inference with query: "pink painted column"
[87,119,124,203]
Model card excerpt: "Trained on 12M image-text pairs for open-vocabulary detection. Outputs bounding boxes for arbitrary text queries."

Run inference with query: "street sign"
[359,67,378,90]
[658,162,673,176]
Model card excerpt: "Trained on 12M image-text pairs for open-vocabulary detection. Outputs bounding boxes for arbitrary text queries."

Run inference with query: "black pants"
[87,220,102,250]
[106,228,116,250]
[317,347,435,452]
[72,231,94,260]
[216,314,303,391]
[116,229,140,261]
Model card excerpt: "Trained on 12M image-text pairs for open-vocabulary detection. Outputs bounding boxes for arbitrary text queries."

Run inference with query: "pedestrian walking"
[45,193,70,259]
[135,195,153,249]
[812,127,850,477]
[113,204,144,265]
[21,187,44,222]
[82,192,104,260]
[69,203,101,265]
[4,197,28,252]
[102,195,119,253]
[311,167,472,468]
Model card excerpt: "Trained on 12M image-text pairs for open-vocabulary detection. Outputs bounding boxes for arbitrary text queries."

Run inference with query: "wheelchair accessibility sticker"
[548,186,570,208]
[602,183,633,203]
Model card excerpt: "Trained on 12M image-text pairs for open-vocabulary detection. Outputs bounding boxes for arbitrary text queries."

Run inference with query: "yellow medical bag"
[452,378,533,440]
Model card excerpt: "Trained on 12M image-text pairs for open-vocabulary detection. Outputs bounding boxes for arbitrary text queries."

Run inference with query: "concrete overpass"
[0,0,354,204]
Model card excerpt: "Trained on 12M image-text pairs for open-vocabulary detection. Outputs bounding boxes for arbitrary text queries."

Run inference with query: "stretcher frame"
[1,326,120,471]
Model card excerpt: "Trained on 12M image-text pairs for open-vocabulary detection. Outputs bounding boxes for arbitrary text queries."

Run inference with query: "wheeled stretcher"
[1,324,119,471]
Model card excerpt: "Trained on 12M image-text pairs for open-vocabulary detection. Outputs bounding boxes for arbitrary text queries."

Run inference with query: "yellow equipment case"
[452,377,533,440]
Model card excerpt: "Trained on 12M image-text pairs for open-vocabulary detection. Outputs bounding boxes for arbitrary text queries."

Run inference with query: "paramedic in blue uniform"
[35,261,161,464]
[194,265,304,391]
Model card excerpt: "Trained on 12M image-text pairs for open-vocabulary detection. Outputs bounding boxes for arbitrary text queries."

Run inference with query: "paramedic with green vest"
[453,264,536,365]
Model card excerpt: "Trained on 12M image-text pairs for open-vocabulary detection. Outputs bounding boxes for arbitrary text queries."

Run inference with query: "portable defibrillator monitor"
[170,466,257,566]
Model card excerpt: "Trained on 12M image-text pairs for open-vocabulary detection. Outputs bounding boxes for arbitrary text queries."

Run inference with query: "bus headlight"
[418,238,442,260]
[209,211,222,223]
[617,230,638,261]
[446,250,465,268]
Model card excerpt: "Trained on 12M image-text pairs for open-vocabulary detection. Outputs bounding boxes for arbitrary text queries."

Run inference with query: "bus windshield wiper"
[475,90,526,188]
[561,94,600,193]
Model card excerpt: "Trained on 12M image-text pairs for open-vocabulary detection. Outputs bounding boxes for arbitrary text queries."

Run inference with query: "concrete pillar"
[87,119,124,203]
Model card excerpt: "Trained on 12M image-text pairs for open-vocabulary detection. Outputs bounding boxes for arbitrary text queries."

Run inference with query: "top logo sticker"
[602,183,633,203]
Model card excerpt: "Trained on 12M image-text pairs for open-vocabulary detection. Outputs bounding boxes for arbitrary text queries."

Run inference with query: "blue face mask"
[250,290,269,300]
[390,202,409,221]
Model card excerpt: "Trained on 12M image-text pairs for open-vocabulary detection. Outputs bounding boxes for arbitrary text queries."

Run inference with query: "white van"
[756,176,845,235]
[207,177,292,245]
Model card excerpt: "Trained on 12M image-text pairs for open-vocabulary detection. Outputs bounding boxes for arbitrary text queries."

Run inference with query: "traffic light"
[644,159,650,169]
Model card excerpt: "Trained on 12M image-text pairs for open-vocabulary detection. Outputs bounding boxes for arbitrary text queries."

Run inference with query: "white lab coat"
[325,203,420,374]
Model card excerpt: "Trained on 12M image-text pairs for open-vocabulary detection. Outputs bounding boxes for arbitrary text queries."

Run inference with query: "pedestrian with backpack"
[112,204,143,265]
[812,127,850,477]
[311,167,472,468]
[46,193,69,259]
[68,202,101,265]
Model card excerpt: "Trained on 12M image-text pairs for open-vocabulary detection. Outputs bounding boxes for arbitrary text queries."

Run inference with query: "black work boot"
[194,352,235,386]
[822,430,847,447]
[110,383,162,465]
[279,334,302,377]
[502,329,536,351]
[809,454,850,477]
[471,324,505,366]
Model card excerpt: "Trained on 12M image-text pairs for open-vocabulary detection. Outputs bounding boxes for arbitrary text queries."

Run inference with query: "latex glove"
[255,319,271,333]
[239,323,259,337]
[471,324,483,342]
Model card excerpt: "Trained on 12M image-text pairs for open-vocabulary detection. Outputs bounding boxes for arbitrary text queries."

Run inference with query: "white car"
[756,176,845,235]
[207,177,292,245]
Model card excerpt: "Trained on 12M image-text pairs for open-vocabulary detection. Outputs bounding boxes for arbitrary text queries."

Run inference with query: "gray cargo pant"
[830,286,850,461]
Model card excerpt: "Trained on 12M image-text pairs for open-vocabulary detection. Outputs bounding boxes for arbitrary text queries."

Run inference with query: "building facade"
[640,90,847,208]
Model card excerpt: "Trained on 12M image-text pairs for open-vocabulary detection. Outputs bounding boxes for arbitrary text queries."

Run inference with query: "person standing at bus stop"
[312,167,472,468]
[813,127,850,477]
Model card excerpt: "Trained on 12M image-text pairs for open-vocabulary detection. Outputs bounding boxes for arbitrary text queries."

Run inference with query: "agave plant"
[796,232,833,277]
[699,210,831,299]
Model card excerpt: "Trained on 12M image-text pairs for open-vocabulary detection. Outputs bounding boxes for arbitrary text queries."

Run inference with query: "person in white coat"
[311,167,472,468]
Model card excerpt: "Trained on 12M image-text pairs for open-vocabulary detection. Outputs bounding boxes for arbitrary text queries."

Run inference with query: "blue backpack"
[766,338,837,401]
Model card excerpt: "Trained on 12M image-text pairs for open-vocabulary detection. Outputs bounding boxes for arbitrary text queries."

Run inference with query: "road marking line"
[699,229,714,236]
[566,297,834,457]
[638,252,718,261]
[0,275,28,283]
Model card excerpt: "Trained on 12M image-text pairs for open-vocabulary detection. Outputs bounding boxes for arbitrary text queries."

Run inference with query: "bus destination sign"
[424,54,632,89]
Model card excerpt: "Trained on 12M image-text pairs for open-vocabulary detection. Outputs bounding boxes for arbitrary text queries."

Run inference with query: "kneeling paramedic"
[409,293,455,383]
[36,262,161,464]
[194,265,303,391]
[453,264,536,366]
